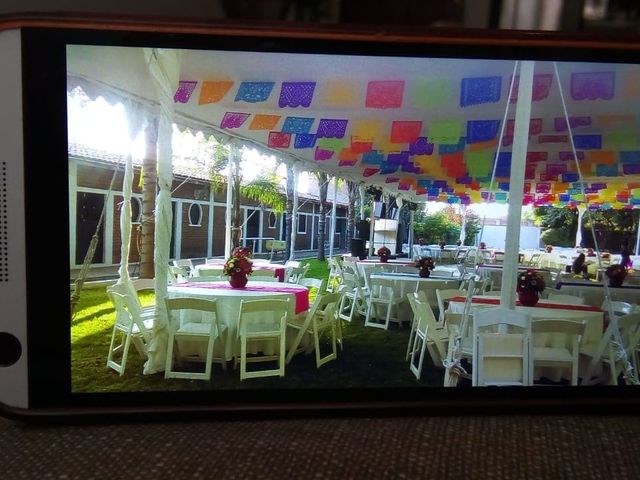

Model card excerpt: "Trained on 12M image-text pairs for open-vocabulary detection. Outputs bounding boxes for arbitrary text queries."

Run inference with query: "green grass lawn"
[71,258,444,393]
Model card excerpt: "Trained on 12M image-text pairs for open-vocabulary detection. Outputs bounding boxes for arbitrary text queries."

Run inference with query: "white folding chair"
[106,290,154,376]
[327,257,343,292]
[472,308,532,386]
[164,297,227,380]
[532,318,585,386]
[251,269,280,281]
[364,277,403,330]
[286,265,309,284]
[602,299,633,317]
[337,272,367,323]
[286,292,340,367]
[298,277,327,296]
[528,252,542,267]
[236,298,290,380]
[168,265,188,284]
[172,259,194,277]
[194,265,225,278]
[436,288,466,324]
[597,314,640,385]
[406,292,449,379]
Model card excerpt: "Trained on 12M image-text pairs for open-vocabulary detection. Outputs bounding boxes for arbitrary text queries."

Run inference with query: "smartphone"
[2,14,640,417]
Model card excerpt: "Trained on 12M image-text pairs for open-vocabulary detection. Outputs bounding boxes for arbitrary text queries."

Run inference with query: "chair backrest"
[237,297,291,336]
[168,265,188,284]
[407,292,439,335]
[284,260,302,268]
[298,277,327,296]
[196,265,225,277]
[615,313,640,356]
[472,308,532,386]
[108,290,152,341]
[528,252,542,267]
[287,265,309,283]
[546,293,585,305]
[436,288,465,322]
[165,296,220,333]
[172,259,194,276]
[132,278,155,292]
[107,282,142,312]
[532,318,585,337]
[368,277,397,300]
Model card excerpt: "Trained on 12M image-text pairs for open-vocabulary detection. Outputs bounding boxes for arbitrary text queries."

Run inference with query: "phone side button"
[0,332,21,366]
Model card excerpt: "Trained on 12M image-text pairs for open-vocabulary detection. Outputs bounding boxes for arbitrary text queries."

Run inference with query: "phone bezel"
[7,14,640,415]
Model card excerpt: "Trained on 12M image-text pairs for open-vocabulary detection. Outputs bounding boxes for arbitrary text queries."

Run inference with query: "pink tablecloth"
[449,296,602,312]
[180,282,309,314]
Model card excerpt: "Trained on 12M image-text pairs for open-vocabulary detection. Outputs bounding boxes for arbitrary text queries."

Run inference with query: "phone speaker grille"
[0,162,7,282]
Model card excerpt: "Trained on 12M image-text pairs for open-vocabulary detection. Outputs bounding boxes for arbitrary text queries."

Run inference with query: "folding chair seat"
[172,259,194,277]
[472,308,532,386]
[168,265,188,284]
[364,277,403,330]
[106,290,154,376]
[532,318,585,385]
[164,297,227,380]
[286,292,340,367]
[236,298,290,380]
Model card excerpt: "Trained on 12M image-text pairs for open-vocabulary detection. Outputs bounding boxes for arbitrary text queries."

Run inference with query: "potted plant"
[605,264,627,288]
[415,257,436,278]
[223,247,254,288]
[377,246,391,263]
[516,269,546,307]
[439,240,446,250]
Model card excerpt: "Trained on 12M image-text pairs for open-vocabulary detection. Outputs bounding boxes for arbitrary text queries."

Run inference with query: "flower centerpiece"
[223,247,253,288]
[605,264,627,288]
[516,269,546,307]
[377,246,391,263]
[415,256,436,278]
[439,240,446,250]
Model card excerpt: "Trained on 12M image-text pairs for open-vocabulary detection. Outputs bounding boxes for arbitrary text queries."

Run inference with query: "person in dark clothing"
[621,239,633,269]
[572,253,589,279]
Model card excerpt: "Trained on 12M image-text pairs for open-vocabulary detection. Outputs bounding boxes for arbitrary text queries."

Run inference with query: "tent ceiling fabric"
[67,45,640,207]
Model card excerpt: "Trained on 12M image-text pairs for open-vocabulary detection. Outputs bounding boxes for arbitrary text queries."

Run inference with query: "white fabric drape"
[116,102,143,300]
[290,163,300,260]
[143,48,181,374]
[576,205,586,248]
[500,61,535,309]
[224,143,236,259]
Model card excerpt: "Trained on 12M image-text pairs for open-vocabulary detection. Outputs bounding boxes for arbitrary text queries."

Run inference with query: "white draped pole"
[500,61,534,309]
[144,48,180,373]
[458,204,467,244]
[575,205,586,248]
[329,176,338,259]
[289,164,299,261]
[224,143,236,259]
[358,184,366,221]
[409,210,415,253]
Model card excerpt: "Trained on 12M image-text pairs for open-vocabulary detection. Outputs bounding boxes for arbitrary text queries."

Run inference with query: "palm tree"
[138,118,158,279]
[209,141,285,250]
[346,180,357,251]
[284,163,295,260]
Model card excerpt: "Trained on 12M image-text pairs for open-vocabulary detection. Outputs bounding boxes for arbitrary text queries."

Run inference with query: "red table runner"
[449,296,602,312]
[179,282,309,314]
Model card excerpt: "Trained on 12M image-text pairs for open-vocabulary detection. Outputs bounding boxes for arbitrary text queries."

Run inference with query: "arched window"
[131,197,142,224]
[188,203,202,227]
[268,211,278,229]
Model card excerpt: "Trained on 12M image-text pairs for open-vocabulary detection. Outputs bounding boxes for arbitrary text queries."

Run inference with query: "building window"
[268,211,277,229]
[188,203,202,227]
[131,197,142,224]
[297,214,308,234]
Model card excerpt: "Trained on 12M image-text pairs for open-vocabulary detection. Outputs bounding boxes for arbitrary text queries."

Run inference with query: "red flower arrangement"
[377,246,391,257]
[605,264,627,287]
[516,269,546,293]
[415,257,436,270]
[223,247,253,276]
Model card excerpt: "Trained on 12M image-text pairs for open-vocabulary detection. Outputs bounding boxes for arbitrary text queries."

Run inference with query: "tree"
[284,164,295,260]
[346,180,358,250]
[413,210,460,244]
[533,206,578,247]
[208,141,285,251]
[139,118,158,279]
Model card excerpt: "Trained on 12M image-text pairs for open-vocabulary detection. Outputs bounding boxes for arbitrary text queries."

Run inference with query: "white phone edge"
[0,28,29,409]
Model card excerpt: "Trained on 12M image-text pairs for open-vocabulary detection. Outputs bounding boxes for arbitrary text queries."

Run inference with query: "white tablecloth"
[555,281,640,308]
[166,281,308,360]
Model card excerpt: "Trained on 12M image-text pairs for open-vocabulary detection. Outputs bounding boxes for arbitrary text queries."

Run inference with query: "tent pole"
[635,213,640,256]
[576,205,586,248]
[329,176,338,259]
[409,210,415,256]
[289,164,299,261]
[500,61,534,309]
[359,184,366,221]
[224,143,237,259]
